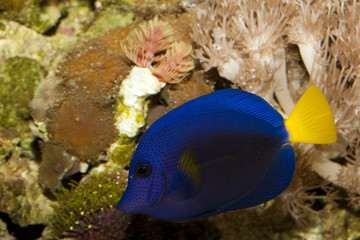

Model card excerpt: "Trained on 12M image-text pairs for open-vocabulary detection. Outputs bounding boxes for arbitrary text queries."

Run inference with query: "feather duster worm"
[114,16,194,138]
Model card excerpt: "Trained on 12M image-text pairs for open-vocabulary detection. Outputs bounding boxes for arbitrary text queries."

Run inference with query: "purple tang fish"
[117,86,336,222]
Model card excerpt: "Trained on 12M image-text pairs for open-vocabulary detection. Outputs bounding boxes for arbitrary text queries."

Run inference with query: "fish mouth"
[117,205,135,214]
[117,195,145,214]
[117,185,139,214]
[116,201,127,213]
[116,191,132,213]
[117,171,168,214]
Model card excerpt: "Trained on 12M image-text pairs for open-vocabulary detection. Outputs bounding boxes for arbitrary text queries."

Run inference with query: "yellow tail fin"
[285,85,337,144]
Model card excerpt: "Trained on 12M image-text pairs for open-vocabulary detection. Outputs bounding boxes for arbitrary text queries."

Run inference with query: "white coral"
[191,0,296,115]
[115,67,165,138]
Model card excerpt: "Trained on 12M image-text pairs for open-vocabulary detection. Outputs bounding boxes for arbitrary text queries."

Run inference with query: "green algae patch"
[0,57,44,133]
[86,6,133,38]
[50,169,128,238]
[109,136,136,167]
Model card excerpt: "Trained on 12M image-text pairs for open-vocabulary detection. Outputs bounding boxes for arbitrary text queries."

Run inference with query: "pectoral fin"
[170,149,201,200]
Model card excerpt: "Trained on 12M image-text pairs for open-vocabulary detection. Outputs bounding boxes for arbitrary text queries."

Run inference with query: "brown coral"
[37,31,132,162]
[57,43,125,100]
[38,142,73,190]
[47,97,116,161]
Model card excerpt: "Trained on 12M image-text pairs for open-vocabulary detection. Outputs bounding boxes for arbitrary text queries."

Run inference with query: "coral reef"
[0,137,52,227]
[0,0,62,33]
[0,57,44,134]
[191,0,360,225]
[0,0,132,236]
[29,12,194,192]
[132,0,188,18]
[108,136,137,166]
[0,56,52,228]
[2,0,360,239]
[0,2,94,68]
[0,219,14,239]
[30,17,131,187]
[46,94,117,161]
[277,204,360,240]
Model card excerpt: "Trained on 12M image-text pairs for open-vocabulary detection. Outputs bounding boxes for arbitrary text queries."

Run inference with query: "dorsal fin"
[148,89,284,135]
[169,149,201,200]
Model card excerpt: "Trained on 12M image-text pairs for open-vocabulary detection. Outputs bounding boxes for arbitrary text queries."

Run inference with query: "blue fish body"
[117,89,296,222]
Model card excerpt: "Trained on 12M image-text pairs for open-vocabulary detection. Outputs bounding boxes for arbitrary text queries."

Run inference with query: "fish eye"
[135,164,152,178]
